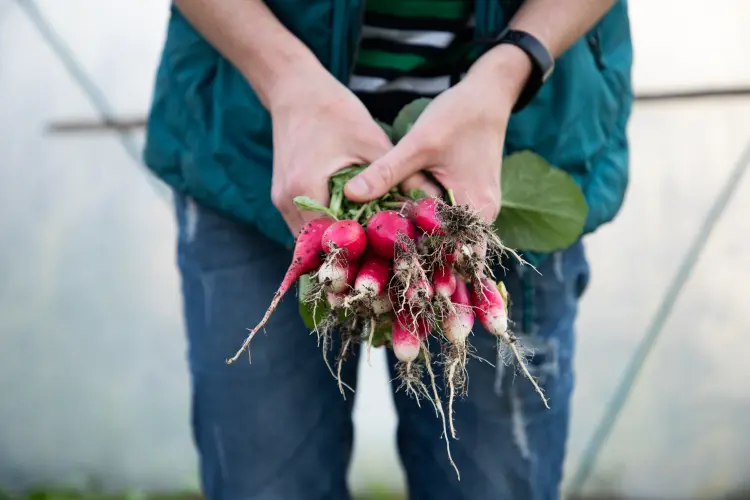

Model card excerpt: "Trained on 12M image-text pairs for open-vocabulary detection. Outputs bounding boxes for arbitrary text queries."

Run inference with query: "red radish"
[322,220,367,260]
[227,216,334,364]
[409,197,446,236]
[470,277,509,339]
[370,293,392,316]
[353,254,391,297]
[318,257,359,293]
[442,276,474,342]
[443,242,461,264]
[405,278,434,304]
[327,291,348,309]
[432,263,456,298]
[470,277,548,408]
[415,232,430,255]
[345,259,359,287]
[366,210,417,259]
[392,312,430,362]
[394,253,414,273]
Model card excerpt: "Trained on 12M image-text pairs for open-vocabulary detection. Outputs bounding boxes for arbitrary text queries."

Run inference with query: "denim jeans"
[173,194,590,500]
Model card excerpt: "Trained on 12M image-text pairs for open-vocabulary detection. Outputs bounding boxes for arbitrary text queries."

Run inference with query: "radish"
[370,293,392,316]
[322,219,367,260]
[432,263,456,299]
[228,216,334,364]
[353,254,391,297]
[405,278,434,304]
[366,210,417,259]
[444,245,459,264]
[470,277,509,338]
[415,232,430,255]
[442,277,473,342]
[408,197,446,236]
[327,291,348,309]
[392,312,430,362]
[471,277,549,409]
[318,257,359,293]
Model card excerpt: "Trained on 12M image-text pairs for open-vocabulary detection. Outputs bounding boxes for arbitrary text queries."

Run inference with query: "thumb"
[344,139,423,202]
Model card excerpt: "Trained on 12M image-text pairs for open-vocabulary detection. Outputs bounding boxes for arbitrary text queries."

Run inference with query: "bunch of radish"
[225,165,547,478]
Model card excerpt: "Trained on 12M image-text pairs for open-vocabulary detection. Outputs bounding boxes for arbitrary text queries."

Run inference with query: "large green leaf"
[495,151,588,252]
[391,97,432,143]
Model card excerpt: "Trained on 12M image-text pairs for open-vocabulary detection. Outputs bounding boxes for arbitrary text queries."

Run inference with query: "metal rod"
[43,86,750,134]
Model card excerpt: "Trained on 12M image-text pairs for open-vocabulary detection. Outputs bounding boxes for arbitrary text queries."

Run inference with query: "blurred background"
[1,0,749,499]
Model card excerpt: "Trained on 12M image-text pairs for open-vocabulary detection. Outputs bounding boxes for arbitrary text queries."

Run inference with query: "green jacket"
[143,0,633,250]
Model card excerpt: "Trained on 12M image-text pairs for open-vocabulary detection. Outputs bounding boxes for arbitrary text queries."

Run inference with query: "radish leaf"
[406,188,428,201]
[495,151,588,252]
[293,196,338,219]
[298,275,329,329]
[391,97,431,143]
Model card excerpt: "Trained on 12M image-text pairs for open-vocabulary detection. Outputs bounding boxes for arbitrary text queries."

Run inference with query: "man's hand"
[268,69,392,235]
[174,0,394,236]
[344,45,532,223]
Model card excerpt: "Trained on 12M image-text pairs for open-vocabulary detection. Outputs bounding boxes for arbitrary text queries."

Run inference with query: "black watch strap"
[450,28,555,113]
[494,28,555,112]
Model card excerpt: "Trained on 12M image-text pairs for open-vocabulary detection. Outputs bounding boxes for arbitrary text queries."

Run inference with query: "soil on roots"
[395,360,432,406]
[392,235,436,322]
[434,202,526,280]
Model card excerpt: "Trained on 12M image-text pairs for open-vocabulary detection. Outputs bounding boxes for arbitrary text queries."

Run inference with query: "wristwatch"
[451,27,555,113]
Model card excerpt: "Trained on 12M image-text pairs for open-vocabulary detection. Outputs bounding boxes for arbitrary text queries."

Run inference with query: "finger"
[344,136,425,202]
[273,180,330,237]
[297,182,332,226]
[279,205,306,238]
[448,181,500,222]
[400,172,444,198]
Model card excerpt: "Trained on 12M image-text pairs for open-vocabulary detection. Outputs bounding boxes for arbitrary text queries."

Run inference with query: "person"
[143,0,633,498]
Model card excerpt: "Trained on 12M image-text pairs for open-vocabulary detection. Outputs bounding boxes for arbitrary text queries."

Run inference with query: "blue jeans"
[174,194,590,500]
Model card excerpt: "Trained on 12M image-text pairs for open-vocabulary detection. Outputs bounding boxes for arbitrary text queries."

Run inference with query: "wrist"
[465,43,533,111]
[236,42,327,110]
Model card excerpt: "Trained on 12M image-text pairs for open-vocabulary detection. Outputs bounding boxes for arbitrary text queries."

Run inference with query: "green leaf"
[298,275,329,329]
[391,97,432,143]
[371,317,393,348]
[330,164,367,186]
[495,151,588,252]
[293,196,337,219]
[406,188,428,201]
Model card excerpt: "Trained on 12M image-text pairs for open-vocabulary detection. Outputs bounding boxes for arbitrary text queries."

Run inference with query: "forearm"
[467,0,618,106]
[173,0,325,108]
[509,0,617,57]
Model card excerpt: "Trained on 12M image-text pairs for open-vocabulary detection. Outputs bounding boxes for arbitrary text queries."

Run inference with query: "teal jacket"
[143,0,633,251]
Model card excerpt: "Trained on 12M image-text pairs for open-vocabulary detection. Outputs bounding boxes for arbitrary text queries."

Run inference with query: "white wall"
[1,1,748,497]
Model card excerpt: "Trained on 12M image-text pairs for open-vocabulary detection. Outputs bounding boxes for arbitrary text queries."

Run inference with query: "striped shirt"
[350,0,475,124]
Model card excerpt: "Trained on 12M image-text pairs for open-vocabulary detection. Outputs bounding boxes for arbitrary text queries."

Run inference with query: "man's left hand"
[344,44,532,223]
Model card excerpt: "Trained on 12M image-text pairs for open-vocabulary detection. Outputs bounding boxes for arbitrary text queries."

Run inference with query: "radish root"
[422,345,459,480]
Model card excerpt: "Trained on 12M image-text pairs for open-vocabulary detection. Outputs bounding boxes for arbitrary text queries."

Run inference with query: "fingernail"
[347,176,371,198]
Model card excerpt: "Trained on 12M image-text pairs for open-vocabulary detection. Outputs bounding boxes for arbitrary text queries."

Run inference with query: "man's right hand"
[267,69,392,236]
[175,0,442,237]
